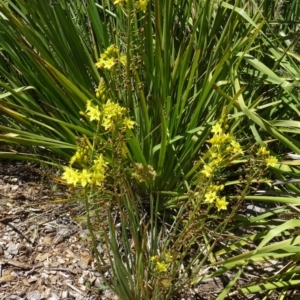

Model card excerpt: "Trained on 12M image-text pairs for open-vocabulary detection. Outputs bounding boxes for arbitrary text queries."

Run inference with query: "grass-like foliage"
[1,0,300,298]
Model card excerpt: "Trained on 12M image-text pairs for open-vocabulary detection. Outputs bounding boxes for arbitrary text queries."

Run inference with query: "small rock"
[78,276,85,284]
[10,185,19,192]
[26,291,41,300]
[61,291,68,299]
[10,178,19,183]
[46,293,59,300]
[245,204,267,217]
[103,290,118,300]
[7,242,18,255]
[28,275,38,283]
[8,296,23,300]
[94,277,104,289]
[77,260,89,270]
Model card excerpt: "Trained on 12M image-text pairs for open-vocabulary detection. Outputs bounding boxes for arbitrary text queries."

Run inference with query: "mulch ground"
[0,160,299,300]
[0,161,119,300]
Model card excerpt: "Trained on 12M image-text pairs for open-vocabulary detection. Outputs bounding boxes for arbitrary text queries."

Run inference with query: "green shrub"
[1,0,300,298]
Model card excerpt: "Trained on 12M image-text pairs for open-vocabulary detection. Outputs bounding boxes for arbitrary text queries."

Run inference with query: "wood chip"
[0,273,15,283]
[0,259,33,269]
[22,278,31,286]
[35,252,51,262]
[43,236,52,245]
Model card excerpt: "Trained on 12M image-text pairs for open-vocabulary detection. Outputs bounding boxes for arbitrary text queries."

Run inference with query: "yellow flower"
[221,133,233,143]
[123,117,135,129]
[201,164,214,178]
[210,154,223,166]
[91,172,105,186]
[211,122,223,135]
[204,191,217,204]
[135,0,148,12]
[209,149,219,158]
[217,184,224,191]
[90,154,107,185]
[95,45,121,70]
[113,0,125,4]
[86,100,92,111]
[62,167,80,186]
[257,146,269,156]
[209,184,224,192]
[93,154,107,169]
[102,117,115,131]
[78,169,92,187]
[150,255,159,262]
[102,58,116,70]
[93,158,107,173]
[164,253,173,262]
[101,100,127,131]
[95,80,107,101]
[95,58,106,69]
[132,163,157,183]
[266,156,278,167]
[103,100,126,117]
[106,45,119,56]
[155,261,168,273]
[215,197,229,211]
[86,105,101,122]
[225,146,232,152]
[207,135,222,145]
[119,54,127,66]
[70,154,77,165]
[230,140,243,154]
[94,154,107,167]
[95,58,116,70]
